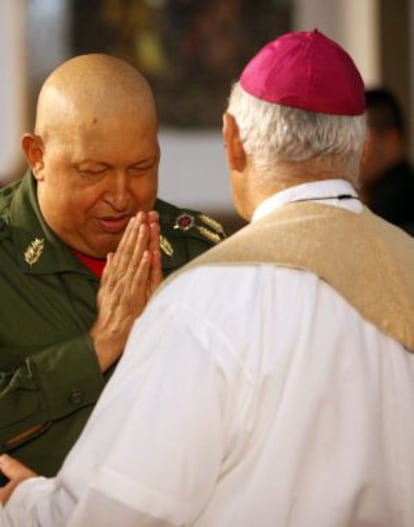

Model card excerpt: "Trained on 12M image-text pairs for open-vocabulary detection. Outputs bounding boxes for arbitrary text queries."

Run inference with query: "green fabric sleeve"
[0,335,105,450]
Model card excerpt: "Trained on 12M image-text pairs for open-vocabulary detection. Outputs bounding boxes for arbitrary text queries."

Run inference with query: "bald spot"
[35,54,157,140]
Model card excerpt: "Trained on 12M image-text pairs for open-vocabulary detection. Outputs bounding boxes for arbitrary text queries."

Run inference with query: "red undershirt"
[72,250,106,279]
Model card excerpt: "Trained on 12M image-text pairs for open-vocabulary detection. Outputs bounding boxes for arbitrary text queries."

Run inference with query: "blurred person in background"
[360,87,414,234]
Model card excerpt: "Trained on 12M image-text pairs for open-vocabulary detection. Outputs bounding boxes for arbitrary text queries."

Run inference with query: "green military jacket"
[0,171,225,476]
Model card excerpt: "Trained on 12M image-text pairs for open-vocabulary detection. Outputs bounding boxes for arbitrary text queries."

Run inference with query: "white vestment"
[2,179,414,526]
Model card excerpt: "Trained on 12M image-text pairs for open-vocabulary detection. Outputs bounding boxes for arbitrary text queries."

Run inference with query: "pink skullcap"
[240,29,365,116]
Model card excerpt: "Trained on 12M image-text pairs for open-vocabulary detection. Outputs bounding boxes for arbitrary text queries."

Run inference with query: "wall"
[2,0,413,211]
[293,0,380,85]
[0,1,27,183]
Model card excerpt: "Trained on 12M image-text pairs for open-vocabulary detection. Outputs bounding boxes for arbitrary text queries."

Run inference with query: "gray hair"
[227,82,367,184]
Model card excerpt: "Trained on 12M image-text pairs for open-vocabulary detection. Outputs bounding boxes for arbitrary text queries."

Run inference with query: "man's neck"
[72,249,106,278]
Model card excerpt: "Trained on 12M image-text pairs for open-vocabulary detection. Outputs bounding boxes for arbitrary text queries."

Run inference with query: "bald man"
[0,54,225,478]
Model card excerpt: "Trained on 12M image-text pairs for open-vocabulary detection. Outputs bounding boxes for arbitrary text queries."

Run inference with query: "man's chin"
[87,235,122,259]
[96,242,120,258]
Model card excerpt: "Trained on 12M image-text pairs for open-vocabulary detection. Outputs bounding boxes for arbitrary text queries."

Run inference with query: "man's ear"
[21,134,45,180]
[222,112,247,172]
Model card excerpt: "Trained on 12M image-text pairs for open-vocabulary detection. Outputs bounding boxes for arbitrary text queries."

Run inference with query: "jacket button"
[69,388,84,405]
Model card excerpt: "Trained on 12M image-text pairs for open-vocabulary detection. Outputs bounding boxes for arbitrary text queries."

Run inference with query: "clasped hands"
[90,210,163,371]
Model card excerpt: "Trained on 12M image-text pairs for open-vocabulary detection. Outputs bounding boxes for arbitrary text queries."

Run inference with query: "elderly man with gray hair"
[1,29,414,527]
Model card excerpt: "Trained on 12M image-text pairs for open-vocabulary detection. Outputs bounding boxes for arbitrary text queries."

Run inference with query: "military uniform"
[0,171,225,476]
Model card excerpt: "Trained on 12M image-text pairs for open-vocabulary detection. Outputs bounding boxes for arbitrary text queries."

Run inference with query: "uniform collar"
[252,179,360,222]
[9,171,96,278]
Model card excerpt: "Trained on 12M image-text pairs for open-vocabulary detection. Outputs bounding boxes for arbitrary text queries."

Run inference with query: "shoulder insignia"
[159,234,174,257]
[173,213,195,232]
[198,213,225,235]
[24,238,45,266]
[196,225,222,244]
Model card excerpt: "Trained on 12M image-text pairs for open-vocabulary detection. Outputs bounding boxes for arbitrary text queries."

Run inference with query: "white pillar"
[0,0,27,183]
[292,0,380,86]
[27,0,72,88]
[0,0,72,184]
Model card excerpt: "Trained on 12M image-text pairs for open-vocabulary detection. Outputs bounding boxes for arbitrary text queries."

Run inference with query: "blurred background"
[1,0,413,233]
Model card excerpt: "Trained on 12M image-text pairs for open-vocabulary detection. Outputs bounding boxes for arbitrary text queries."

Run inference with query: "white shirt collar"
[252,179,361,222]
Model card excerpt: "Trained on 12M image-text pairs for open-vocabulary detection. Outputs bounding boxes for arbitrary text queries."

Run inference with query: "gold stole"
[177,203,414,352]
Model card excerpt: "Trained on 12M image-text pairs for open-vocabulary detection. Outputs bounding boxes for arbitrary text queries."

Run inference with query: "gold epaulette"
[196,213,226,244]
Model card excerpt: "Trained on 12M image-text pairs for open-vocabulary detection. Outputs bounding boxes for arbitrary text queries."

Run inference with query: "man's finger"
[0,454,37,481]
[100,252,114,286]
[111,216,138,270]
[148,217,161,253]
[0,454,37,504]
[130,249,152,309]
[115,213,148,273]
[149,249,163,295]
[129,223,150,272]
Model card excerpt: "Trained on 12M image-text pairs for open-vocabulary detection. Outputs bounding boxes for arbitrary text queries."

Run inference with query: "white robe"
[2,180,414,526]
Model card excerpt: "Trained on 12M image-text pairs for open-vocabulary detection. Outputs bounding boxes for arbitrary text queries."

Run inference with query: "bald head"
[23,54,160,257]
[35,54,157,139]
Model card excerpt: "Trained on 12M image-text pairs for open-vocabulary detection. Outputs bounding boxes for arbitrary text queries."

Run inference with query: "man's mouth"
[97,215,131,234]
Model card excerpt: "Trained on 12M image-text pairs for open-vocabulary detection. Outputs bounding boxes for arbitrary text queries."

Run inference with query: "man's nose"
[103,172,131,210]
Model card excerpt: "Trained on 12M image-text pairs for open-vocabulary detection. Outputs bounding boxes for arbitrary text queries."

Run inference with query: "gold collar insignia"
[196,225,222,244]
[24,238,45,266]
[198,213,225,235]
[159,234,174,257]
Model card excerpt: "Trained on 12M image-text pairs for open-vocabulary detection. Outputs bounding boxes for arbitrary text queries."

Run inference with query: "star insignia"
[174,213,194,231]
